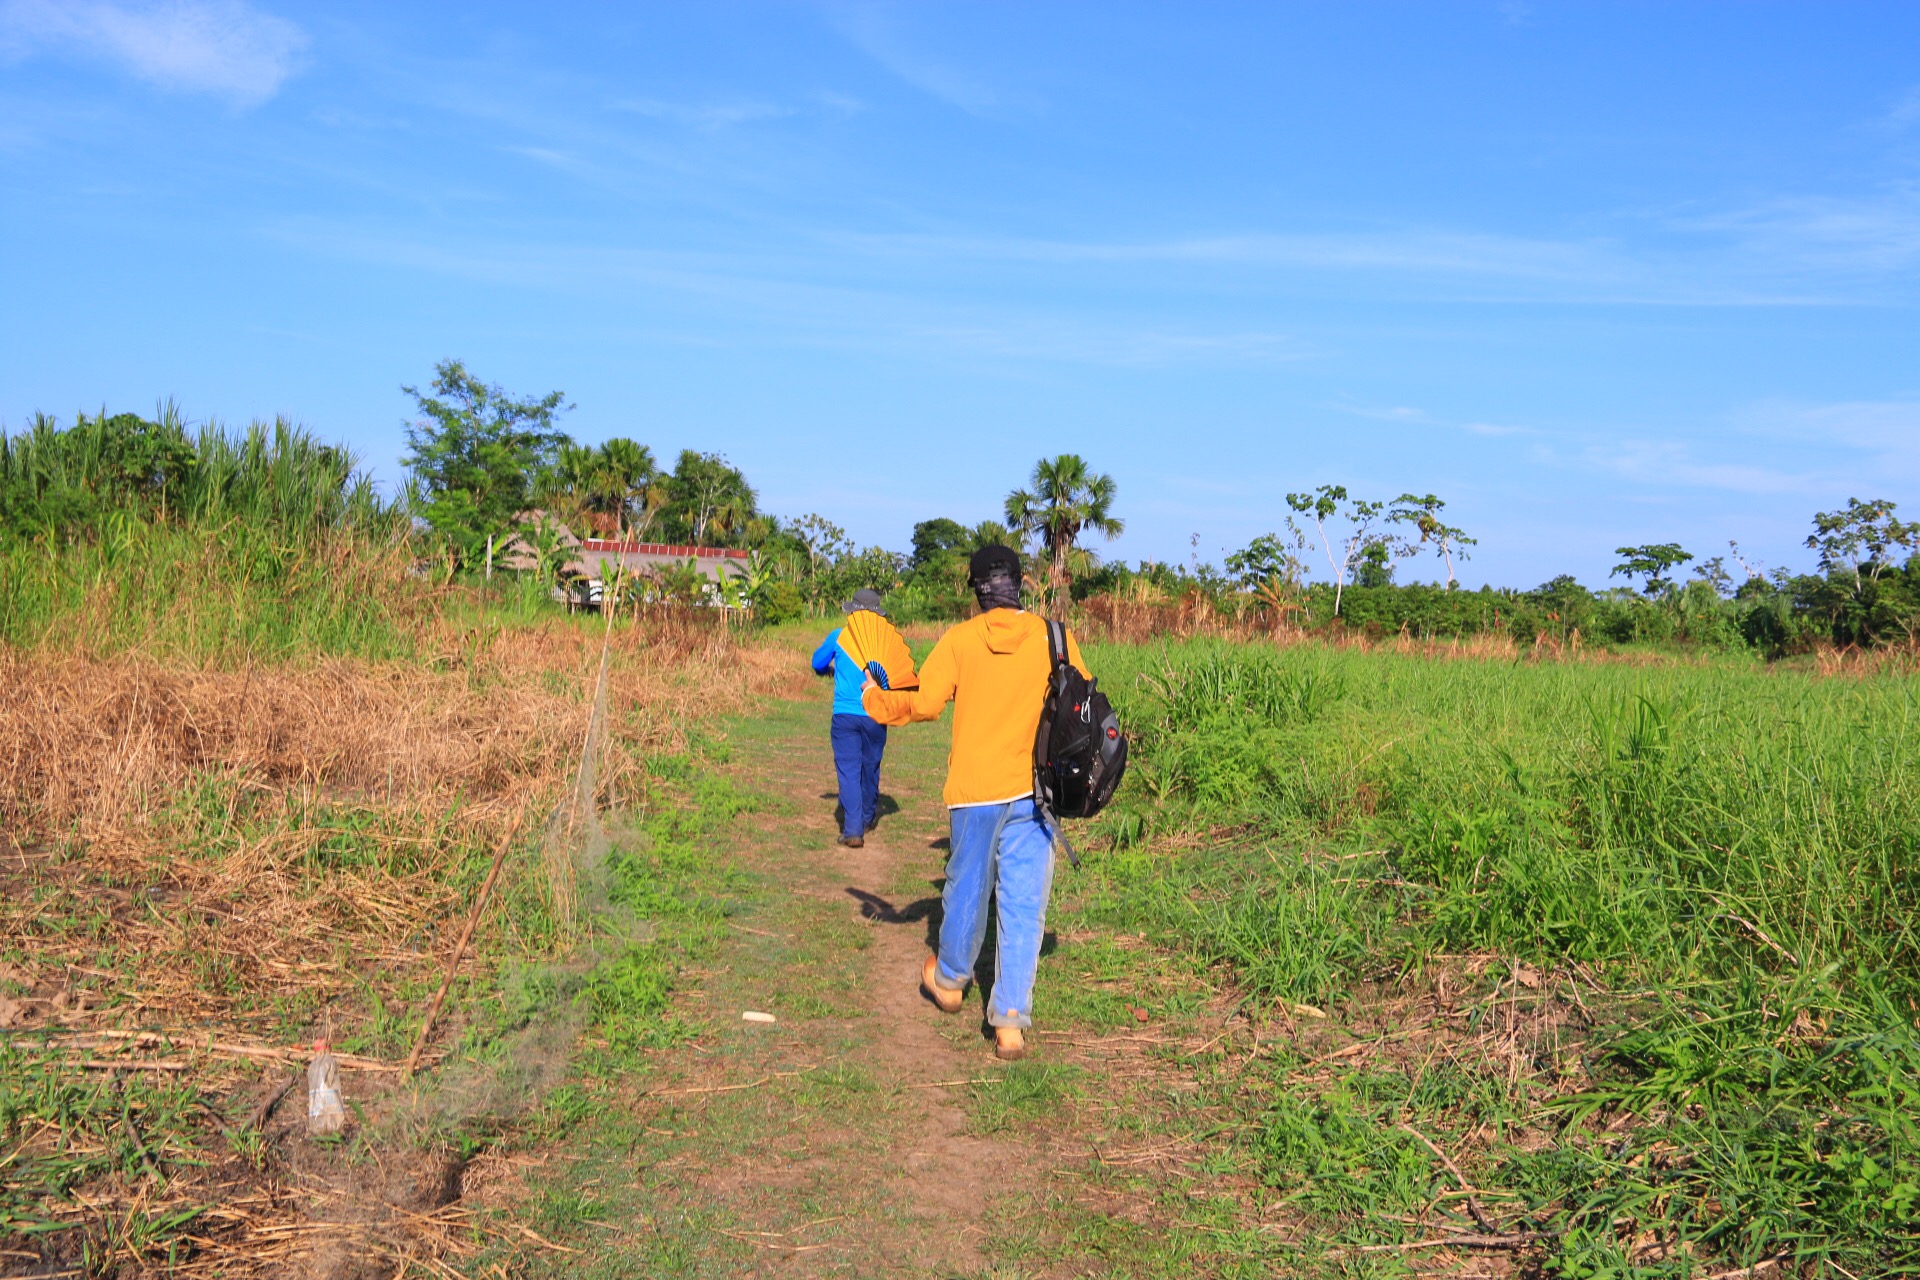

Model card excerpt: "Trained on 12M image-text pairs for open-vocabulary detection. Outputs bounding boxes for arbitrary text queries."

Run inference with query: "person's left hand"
[862,674,879,692]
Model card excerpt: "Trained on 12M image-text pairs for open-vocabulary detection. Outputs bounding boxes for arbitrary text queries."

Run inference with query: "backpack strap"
[1037,617,1079,870]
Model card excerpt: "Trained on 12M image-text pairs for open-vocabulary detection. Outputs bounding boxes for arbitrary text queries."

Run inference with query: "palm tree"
[1004,455,1124,601]
[542,438,660,538]
[596,438,659,533]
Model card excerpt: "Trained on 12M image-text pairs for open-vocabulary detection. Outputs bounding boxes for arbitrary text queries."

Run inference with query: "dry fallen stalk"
[405,811,528,1077]
[1342,1230,1556,1253]
[1400,1122,1498,1234]
[246,1075,298,1131]
[8,1030,403,1073]
[646,1065,820,1097]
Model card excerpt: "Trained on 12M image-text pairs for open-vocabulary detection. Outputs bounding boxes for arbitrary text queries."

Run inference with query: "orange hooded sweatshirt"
[862,609,1090,808]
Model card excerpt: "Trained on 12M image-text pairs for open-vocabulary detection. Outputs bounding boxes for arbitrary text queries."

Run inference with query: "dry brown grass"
[1803,639,1920,678]
[4,614,793,839]
[1,614,804,1031]
[1071,595,1696,668]
[0,605,810,1278]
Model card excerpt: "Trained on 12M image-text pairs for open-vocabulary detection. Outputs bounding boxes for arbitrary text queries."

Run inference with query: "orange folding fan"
[841,609,919,691]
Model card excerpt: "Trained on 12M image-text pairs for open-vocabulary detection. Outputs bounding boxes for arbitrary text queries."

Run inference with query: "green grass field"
[1061,638,1919,1275]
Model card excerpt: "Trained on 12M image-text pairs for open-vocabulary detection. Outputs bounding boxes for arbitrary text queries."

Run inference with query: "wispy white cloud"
[844,228,1628,281]
[813,90,865,116]
[1887,85,1920,131]
[504,145,601,179]
[827,3,1038,117]
[264,219,1313,370]
[1683,187,1920,273]
[1334,403,1535,437]
[1339,394,1920,502]
[0,0,305,106]
[613,97,795,130]
[827,226,1879,307]
[900,322,1310,368]
[1733,397,1920,483]
[1528,396,1920,500]
[1580,439,1810,496]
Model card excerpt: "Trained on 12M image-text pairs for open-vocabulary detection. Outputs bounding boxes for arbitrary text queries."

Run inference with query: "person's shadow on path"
[845,878,1058,1043]
[822,791,901,833]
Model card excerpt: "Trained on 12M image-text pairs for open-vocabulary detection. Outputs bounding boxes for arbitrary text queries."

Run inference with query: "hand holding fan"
[841,609,918,692]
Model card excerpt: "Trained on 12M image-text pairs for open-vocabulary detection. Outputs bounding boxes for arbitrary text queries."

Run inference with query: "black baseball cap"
[968,544,1020,583]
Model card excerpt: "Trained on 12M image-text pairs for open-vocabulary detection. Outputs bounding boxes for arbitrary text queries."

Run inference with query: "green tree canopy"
[541,437,661,537]
[1610,543,1694,595]
[1805,498,1919,591]
[401,359,572,567]
[1388,492,1476,587]
[1224,532,1302,590]
[658,450,760,546]
[1283,484,1405,617]
[910,517,972,568]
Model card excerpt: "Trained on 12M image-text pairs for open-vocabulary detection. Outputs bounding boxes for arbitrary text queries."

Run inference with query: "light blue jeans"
[934,798,1056,1029]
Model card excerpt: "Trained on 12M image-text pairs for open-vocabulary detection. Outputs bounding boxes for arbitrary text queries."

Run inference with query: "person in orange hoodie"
[862,545,1089,1061]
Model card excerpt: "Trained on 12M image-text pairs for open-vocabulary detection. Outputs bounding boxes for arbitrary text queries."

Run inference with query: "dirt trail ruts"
[832,826,1024,1260]
[741,698,1035,1275]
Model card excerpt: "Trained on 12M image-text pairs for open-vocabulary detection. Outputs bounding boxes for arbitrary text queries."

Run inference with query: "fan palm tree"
[1004,454,1124,602]
[542,438,661,538]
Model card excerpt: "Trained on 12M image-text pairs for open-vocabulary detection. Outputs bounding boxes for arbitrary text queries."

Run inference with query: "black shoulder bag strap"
[1038,619,1079,868]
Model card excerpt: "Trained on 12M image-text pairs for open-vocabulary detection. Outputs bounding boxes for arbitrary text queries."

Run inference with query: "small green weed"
[970,1062,1084,1135]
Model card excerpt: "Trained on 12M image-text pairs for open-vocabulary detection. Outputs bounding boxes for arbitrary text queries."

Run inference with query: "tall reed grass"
[1,405,419,661]
[0,404,394,538]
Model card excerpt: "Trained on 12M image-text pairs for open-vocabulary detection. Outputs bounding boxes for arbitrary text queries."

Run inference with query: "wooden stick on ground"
[405,814,526,1078]
[1401,1123,1498,1234]
[246,1075,298,1132]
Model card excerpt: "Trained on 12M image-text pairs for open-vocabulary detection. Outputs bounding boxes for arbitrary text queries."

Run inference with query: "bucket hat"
[842,588,888,617]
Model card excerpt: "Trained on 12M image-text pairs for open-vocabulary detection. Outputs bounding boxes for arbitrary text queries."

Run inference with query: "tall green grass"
[0,519,428,661]
[0,406,426,661]
[1,405,394,538]
[1082,638,1920,1273]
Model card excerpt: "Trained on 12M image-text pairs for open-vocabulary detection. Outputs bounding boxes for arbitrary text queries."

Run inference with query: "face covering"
[973,569,1022,612]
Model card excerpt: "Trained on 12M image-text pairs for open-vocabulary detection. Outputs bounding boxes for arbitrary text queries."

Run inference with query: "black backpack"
[1033,619,1127,865]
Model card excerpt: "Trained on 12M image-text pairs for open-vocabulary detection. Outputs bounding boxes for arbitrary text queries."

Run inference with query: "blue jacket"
[812,628,871,717]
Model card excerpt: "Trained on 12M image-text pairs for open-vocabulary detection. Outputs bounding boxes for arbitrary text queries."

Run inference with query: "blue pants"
[830,714,886,838]
[934,798,1056,1028]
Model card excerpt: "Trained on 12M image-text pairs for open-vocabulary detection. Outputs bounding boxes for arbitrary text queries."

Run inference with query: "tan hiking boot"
[994,1027,1026,1061]
[920,955,964,1013]
[837,834,864,848]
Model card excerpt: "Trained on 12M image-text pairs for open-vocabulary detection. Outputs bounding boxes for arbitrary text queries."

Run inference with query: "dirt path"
[457,663,1299,1280]
[474,687,1088,1278]
[707,692,1033,1274]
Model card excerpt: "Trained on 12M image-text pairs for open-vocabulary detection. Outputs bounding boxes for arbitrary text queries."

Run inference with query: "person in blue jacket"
[812,588,890,848]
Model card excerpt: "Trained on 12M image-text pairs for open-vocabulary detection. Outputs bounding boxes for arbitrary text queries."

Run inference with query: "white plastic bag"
[306,1040,345,1137]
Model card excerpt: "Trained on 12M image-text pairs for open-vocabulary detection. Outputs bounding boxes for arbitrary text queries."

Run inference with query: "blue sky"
[3,1,1917,587]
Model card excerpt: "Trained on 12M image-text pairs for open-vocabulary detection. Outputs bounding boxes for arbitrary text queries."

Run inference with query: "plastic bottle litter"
[306,1040,345,1137]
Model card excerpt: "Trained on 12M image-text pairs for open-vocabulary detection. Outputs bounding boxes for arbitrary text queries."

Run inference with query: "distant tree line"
[9,362,1919,652]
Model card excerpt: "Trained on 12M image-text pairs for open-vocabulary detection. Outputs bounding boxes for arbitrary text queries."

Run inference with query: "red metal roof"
[579,540,750,559]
